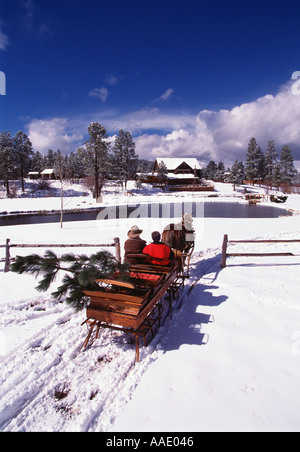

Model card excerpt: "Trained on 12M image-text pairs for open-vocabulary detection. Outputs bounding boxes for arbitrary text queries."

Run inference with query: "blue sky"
[1,0,300,165]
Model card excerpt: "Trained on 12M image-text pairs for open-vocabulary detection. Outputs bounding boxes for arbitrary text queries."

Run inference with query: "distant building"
[153,158,201,176]
[137,157,214,192]
[28,171,40,180]
[41,169,56,180]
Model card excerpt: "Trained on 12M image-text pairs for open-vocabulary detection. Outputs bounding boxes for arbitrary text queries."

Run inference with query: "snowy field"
[0,181,300,432]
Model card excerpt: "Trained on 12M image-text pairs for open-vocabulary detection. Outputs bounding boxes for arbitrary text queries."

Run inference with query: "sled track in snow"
[0,250,222,431]
[0,298,140,432]
[0,291,188,432]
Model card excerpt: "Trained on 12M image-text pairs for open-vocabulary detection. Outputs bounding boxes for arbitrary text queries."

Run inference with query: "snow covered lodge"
[138,158,214,192]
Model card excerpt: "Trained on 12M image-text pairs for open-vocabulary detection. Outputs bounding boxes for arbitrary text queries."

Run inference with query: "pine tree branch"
[11,249,129,312]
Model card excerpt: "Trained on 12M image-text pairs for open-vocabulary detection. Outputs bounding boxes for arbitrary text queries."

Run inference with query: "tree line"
[244,138,297,187]
[1,124,298,199]
[0,123,152,198]
[201,137,298,188]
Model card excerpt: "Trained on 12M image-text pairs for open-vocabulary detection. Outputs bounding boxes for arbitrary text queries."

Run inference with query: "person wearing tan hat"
[124,225,147,264]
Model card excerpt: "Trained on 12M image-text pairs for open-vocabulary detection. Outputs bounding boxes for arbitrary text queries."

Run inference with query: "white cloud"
[106,74,118,86]
[193,82,300,162]
[23,0,35,22]
[159,88,174,102]
[21,0,52,37]
[26,79,300,164]
[135,128,210,162]
[88,87,109,102]
[104,108,195,134]
[27,118,83,154]
[135,80,300,163]
[151,88,174,104]
[135,134,166,159]
[0,24,9,51]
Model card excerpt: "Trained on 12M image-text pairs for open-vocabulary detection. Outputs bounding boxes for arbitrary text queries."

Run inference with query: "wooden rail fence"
[0,237,121,273]
[221,234,300,268]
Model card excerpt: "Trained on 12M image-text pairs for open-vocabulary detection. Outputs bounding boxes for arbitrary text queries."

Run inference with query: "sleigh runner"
[82,257,184,362]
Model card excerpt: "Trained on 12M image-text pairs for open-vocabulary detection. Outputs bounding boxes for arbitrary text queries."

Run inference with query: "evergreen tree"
[13,131,33,192]
[68,151,84,181]
[44,149,56,168]
[137,159,150,175]
[215,161,225,181]
[203,160,217,180]
[157,161,168,184]
[84,122,110,200]
[54,150,68,180]
[112,130,138,189]
[31,150,44,173]
[272,161,283,188]
[228,159,245,190]
[256,146,267,182]
[245,137,261,184]
[0,131,15,196]
[265,140,277,188]
[135,160,149,192]
[76,147,89,177]
[279,145,297,184]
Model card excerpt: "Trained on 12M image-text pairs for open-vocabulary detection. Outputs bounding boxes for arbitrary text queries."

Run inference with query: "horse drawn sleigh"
[82,215,195,362]
[9,213,195,362]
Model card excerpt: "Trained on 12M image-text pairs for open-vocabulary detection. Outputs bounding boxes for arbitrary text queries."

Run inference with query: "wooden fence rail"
[0,237,121,273]
[220,234,300,268]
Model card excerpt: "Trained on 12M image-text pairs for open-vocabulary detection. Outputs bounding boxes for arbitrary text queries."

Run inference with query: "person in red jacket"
[143,231,174,266]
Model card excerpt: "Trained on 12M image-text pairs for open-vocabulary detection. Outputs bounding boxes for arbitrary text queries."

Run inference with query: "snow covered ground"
[0,181,300,432]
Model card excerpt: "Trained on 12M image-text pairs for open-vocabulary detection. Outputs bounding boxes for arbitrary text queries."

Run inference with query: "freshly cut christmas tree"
[11,250,129,312]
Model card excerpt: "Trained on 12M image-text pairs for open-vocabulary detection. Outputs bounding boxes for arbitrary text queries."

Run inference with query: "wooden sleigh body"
[82,256,184,362]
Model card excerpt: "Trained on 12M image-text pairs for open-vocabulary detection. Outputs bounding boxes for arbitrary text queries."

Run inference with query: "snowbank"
[0,182,300,432]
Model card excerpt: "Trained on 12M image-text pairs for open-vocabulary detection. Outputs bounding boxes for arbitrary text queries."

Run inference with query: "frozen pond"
[0,201,292,226]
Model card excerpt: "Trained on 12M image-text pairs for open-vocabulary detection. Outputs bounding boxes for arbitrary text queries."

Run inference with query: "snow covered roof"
[41,169,55,174]
[155,158,201,170]
[167,173,198,179]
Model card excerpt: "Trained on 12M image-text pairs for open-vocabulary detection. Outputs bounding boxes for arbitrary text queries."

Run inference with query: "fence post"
[4,238,11,273]
[220,234,228,268]
[114,237,121,263]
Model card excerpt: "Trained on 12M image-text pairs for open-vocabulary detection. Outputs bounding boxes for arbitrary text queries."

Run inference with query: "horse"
[162,213,195,252]
[161,213,195,276]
